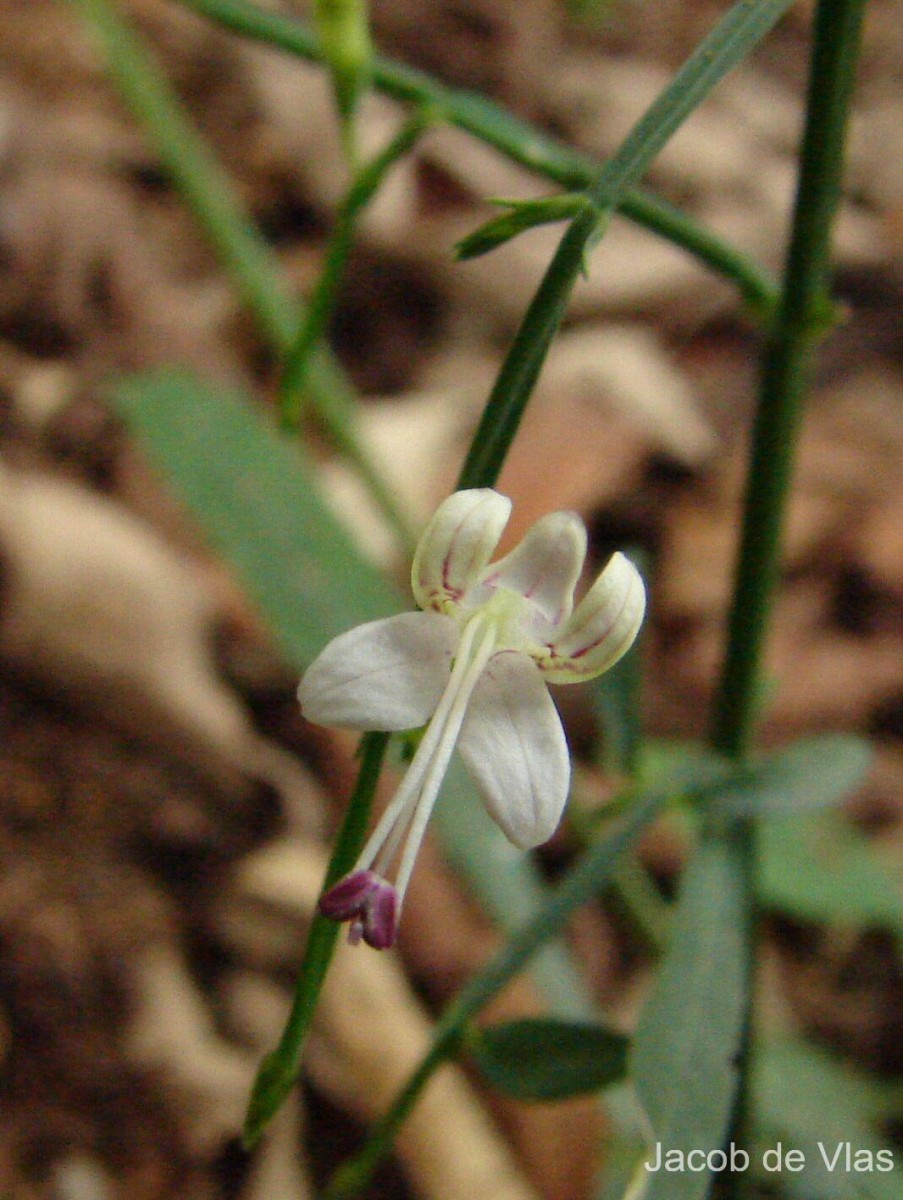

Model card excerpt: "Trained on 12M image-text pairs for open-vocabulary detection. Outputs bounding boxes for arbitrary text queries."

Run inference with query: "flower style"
[299,489,646,948]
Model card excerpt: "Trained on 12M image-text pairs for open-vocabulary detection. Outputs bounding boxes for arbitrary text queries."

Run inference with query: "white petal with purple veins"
[458,651,570,849]
[298,610,457,730]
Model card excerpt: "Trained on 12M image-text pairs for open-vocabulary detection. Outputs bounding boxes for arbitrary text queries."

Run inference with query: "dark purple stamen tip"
[319,869,399,950]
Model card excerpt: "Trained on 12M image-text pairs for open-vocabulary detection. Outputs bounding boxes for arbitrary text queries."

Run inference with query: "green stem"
[710,0,866,760]
[68,0,416,551]
[72,0,296,347]
[301,2,805,1184]
[324,786,667,1199]
[457,206,602,489]
[587,0,795,208]
[243,731,390,1147]
[707,3,865,1192]
[610,853,671,953]
[175,0,779,319]
[279,110,431,431]
[458,0,794,492]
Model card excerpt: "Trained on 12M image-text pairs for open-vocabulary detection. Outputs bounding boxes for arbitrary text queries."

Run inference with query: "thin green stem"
[293,2,807,1183]
[710,0,866,760]
[279,109,431,430]
[587,0,794,207]
[174,0,779,319]
[324,787,667,1199]
[457,0,794,492]
[243,730,389,1147]
[457,206,602,489]
[68,0,416,551]
[707,4,865,1193]
[610,854,671,953]
[71,0,296,347]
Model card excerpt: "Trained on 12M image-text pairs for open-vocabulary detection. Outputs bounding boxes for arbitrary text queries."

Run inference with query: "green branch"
[279,109,432,432]
[243,731,390,1146]
[174,0,779,318]
[324,786,667,1199]
[711,0,867,760]
[68,0,416,550]
[458,0,795,491]
[706,3,866,1189]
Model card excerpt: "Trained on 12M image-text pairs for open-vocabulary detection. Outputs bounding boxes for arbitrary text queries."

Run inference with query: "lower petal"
[298,611,458,730]
[457,652,570,850]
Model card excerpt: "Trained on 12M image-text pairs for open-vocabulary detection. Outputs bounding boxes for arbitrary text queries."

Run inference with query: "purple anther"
[318,869,399,950]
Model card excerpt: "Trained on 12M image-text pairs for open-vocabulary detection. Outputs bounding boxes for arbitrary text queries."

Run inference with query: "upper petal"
[478,510,586,625]
[540,551,645,683]
[298,611,458,730]
[411,489,511,613]
[457,651,570,850]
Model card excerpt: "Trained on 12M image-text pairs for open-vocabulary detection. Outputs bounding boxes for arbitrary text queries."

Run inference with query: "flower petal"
[541,552,645,683]
[298,611,458,730]
[479,510,586,625]
[457,651,570,850]
[411,489,511,613]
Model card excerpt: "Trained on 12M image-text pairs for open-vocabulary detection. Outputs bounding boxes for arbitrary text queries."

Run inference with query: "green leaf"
[758,810,903,939]
[110,369,401,668]
[435,761,595,1017]
[631,833,748,1200]
[752,1038,902,1199]
[468,1018,629,1102]
[639,740,731,790]
[701,734,872,817]
[590,649,643,777]
[455,193,595,260]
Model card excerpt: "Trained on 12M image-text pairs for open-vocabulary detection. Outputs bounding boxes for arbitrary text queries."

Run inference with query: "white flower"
[300,488,646,948]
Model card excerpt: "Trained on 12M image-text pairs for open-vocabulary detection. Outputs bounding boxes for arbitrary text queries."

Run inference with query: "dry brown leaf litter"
[0,1,901,1197]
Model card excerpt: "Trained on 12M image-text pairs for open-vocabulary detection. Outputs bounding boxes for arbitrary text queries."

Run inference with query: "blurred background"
[0,2,900,1198]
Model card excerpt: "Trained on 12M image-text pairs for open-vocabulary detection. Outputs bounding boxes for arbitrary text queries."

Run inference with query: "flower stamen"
[319,614,498,947]
[303,488,646,948]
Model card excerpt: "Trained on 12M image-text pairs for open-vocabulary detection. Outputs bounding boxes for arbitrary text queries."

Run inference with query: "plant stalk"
[175,0,780,319]
[708,3,866,1193]
[710,0,867,759]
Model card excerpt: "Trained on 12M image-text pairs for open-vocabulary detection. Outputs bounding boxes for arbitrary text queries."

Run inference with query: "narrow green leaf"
[469,1018,629,1102]
[702,734,872,817]
[455,193,593,260]
[639,740,732,791]
[631,833,748,1200]
[753,1039,901,1199]
[435,761,594,1018]
[176,0,779,316]
[758,811,903,939]
[109,369,400,667]
[587,0,796,207]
